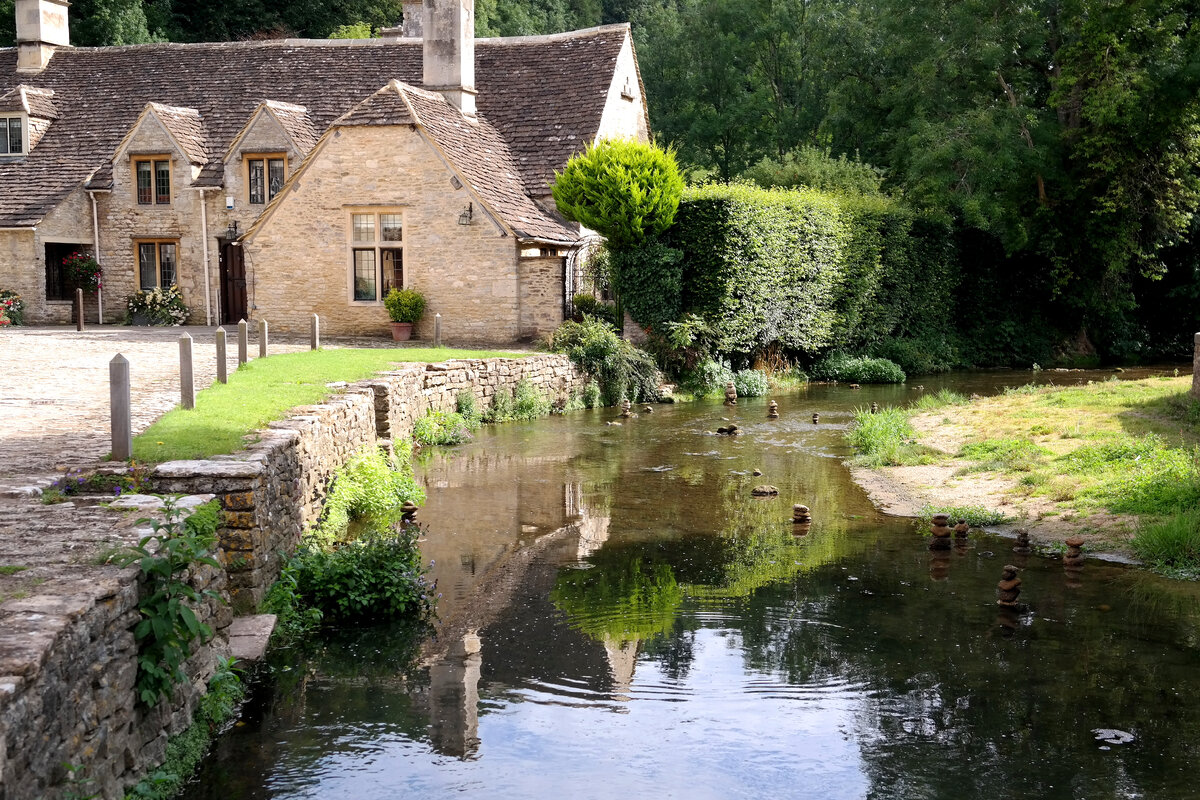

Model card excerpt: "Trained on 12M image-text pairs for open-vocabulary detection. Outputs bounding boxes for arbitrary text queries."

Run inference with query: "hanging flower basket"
[62,252,103,294]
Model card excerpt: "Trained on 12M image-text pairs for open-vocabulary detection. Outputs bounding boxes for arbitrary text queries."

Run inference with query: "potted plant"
[384,287,425,341]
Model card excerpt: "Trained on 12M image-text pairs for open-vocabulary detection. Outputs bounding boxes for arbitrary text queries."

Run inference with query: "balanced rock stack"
[929,513,953,550]
[870,402,879,414]
[812,412,820,425]
[716,423,741,436]
[401,500,419,522]
[997,565,1021,607]
[1063,536,1085,567]
[768,400,779,419]
[620,398,632,418]
[724,382,738,405]
[1013,528,1032,555]
[751,485,779,497]
[954,519,970,540]
[793,504,812,524]
[642,405,654,414]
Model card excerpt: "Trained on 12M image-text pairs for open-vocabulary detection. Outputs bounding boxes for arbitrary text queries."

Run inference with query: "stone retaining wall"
[152,354,586,613]
[0,353,584,799]
[0,564,230,800]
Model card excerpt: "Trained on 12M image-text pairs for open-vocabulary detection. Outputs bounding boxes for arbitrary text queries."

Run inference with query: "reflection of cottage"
[0,0,649,341]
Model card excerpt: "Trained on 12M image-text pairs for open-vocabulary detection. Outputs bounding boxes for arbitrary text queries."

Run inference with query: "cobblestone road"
[0,325,398,489]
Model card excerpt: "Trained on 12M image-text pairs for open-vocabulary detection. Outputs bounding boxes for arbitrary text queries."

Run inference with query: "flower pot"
[390,322,413,341]
[131,311,151,326]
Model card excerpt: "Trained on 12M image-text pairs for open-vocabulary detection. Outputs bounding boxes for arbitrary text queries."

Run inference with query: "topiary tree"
[552,139,685,332]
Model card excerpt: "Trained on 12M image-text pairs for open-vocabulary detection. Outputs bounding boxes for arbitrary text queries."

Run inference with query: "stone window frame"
[132,155,173,206]
[133,238,180,291]
[346,208,405,305]
[0,114,26,156]
[244,152,287,205]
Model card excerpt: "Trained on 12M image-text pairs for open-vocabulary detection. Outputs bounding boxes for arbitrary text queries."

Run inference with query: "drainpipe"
[198,188,212,326]
[88,191,103,324]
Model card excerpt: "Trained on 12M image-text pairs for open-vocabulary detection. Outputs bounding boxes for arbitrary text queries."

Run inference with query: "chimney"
[15,0,70,74]
[402,0,423,37]
[423,0,476,117]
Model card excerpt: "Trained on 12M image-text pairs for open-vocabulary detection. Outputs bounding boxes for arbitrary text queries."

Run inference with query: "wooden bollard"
[237,319,248,365]
[434,312,442,348]
[215,326,227,384]
[311,313,320,351]
[109,354,131,461]
[258,319,269,359]
[75,288,84,332]
[179,332,195,409]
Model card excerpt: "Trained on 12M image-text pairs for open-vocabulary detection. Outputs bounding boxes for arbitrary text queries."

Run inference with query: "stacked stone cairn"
[620,398,632,418]
[768,400,779,419]
[929,513,953,550]
[642,405,654,414]
[997,565,1022,607]
[716,423,741,436]
[954,519,970,540]
[812,412,820,424]
[1013,528,1032,555]
[870,402,879,414]
[724,382,738,405]
[401,500,419,522]
[792,504,812,535]
[1063,536,1085,567]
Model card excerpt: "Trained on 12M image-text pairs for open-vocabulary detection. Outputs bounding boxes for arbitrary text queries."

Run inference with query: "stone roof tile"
[0,26,628,227]
[146,103,207,165]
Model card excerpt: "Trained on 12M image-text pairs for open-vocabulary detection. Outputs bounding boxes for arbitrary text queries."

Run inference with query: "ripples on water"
[184,374,1200,800]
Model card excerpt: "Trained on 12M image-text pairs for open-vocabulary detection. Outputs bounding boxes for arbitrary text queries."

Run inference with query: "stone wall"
[0,562,230,800]
[151,354,585,612]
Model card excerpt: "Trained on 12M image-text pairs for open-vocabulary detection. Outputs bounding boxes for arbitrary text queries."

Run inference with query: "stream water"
[183,367,1200,800]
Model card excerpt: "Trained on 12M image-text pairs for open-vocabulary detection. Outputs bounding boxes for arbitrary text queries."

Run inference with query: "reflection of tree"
[550,549,683,644]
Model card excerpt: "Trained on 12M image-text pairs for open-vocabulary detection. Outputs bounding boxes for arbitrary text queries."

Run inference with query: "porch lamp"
[225,220,241,244]
[458,202,473,226]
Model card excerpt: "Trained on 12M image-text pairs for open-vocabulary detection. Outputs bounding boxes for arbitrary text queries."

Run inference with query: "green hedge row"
[652,184,960,371]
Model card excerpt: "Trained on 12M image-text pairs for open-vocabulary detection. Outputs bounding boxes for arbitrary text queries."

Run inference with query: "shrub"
[384,288,425,324]
[456,390,482,425]
[733,369,770,397]
[743,146,885,196]
[412,410,475,446]
[487,385,516,421]
[313,443,424,540]
[581,380,602,408]
[550,317,661,405]
[1132,508,1200,573]
[681,359,732,397]
[811,353,906,383]
[513,379,552,420]
[552,139,684,249]
[0,290,25,326]
[612,237,685,333]
[289,523,433,622]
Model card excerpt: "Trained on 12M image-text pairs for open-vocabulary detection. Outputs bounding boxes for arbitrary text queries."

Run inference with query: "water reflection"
[184,373,1200,800]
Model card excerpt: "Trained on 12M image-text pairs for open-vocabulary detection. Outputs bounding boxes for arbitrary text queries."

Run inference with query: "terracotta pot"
[390,322,413,341]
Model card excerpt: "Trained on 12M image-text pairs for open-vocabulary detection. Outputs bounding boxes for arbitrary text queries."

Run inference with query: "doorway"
[218,240,247,324]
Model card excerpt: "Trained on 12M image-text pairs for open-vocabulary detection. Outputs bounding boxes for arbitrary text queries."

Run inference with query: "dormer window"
[246,153,286,204]
[133,156,171,205]
[0,116,24,155]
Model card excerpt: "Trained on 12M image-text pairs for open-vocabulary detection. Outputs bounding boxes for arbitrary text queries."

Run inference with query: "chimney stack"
[423,0,476,117]
[401,0,423,37]
[15,0,70,74]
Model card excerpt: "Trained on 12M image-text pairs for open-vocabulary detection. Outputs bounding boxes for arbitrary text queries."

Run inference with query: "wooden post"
[216,326,227,384]
[75,288,84,332]
[311,313,320,351]
[258,319,268,359]
[238,319,248,365]
[109,354,131,461]
[179,332,195,410]
[434,312,442,348]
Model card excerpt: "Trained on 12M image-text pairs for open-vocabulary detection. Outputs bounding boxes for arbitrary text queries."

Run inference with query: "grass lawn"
[132,347,524,462]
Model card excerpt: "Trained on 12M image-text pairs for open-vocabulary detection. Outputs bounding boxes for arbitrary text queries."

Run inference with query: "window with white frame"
[349,211,403,302]
[0,116,24,155]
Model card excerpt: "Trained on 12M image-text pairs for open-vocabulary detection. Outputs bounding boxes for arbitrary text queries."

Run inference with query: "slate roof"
[0,25,631,230]
[143,103,207,164]
[329,81,576,242]
[0,84,57,118]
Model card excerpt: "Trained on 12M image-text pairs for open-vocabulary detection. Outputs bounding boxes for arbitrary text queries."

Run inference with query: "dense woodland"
[4,0,1199,366]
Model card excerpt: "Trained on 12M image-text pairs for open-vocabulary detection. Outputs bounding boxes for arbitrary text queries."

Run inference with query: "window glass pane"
[155,160,171,204]
[159,243,176,286]
[353,249,376,300]
[380,214,403,242]
[137,161,152,205]
[268,159,285,200]
[7,119,20,154]
[248,159,265,204]
[381,249,403,293]
[352,214,375,243]
[0,122,8,154]
[138,243,157,289]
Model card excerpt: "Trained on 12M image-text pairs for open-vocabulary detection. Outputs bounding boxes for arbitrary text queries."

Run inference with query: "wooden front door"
[219,241,247,324]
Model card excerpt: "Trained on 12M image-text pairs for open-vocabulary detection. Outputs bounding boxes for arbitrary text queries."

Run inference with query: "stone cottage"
[0,0,649,341]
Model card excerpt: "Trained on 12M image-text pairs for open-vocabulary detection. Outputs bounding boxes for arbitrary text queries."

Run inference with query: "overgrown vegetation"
[484,379,553,422]
[916,505,1012,528]
[549,317,661,405]
[732,369,769,398]
[412,410,477,446]
[310,444,424,541]
[810,353,906,384]
[846,407,938,467]
[41,464,150,504]
[132,348,521,463]
[125,658,245,800]
[114,500,223,706]
[1132,508,1200,577]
